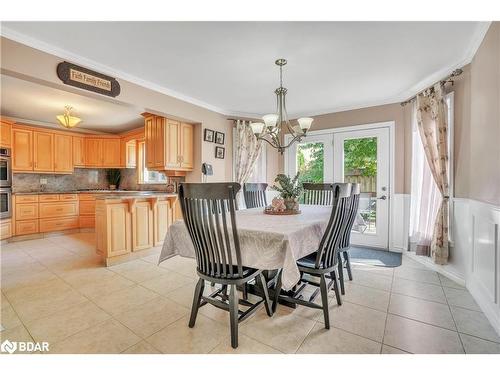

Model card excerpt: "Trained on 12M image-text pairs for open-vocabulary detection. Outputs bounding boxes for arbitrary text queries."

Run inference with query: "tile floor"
[1,233,500,354]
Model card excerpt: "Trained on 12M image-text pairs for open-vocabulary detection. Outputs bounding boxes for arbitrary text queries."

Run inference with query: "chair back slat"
[315,183,351,268]
[302,183,335,205]
[340,183,361,250]
[179,183,243,279]
[243,183,268,209]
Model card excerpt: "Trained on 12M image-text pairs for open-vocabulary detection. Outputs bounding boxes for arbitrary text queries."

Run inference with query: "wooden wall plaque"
[57,61,121,97]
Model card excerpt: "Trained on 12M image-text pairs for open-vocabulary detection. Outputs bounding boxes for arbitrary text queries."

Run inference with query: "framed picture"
[215,131,225,145]
[204,128,214,142]
[215,146,225,159]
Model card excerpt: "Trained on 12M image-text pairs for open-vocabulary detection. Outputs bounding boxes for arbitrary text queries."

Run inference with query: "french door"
[287,126,391,250]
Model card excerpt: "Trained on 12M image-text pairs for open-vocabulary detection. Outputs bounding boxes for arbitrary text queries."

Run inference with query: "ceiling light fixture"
[56,105,81,129]
[251,59,313,154]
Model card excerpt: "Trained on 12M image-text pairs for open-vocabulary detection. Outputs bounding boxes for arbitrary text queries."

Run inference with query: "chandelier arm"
[256,135,281,149]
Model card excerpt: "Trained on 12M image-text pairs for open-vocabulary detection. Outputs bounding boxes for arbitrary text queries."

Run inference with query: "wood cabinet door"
[154,117,165,168]
[0,121,12,148]
[54,134,73,173]
[180,122,194,169]
[125,140,137,168]
[85,138,102,167]
[106,203,131,257]
[154,199,172,246]
[145,116,155,168]
[132,201,153,251]
[73,136,85,167]
[102,139,121,167]
[165,119,180,169]
[34,131,54,172]
[12,128,33,171]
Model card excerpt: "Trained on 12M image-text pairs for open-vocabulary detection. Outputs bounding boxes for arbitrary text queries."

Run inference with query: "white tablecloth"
[159,205,332,290]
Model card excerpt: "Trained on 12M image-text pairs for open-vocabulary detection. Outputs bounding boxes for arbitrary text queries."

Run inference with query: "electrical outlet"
[40,178,47,185]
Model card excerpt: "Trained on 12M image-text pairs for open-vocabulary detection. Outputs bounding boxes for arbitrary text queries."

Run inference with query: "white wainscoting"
[390,193,410,253]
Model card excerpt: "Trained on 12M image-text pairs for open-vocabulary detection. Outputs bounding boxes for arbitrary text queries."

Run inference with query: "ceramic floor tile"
[159,255,198,279]
[25,300,111,343]
[241,305,316,354]
[122,340,161,354]
[48,319,141,354]
[460,334,500,354]
[75,273,135,300]
[92,285,159,316]
[392,277,447,303]
[443,287,481,311]
[140,272,194,296]
[210,333,283,354]
[1,268,58,292]
[399,256,429,270]
[389,293,456,330]
[146,315,226,354]
[164,281,201,308]
[438,274,466,290]
[109,260,169,283]
[350,269,393,291]
[1,304,23,330]
[328,301,387,342]
[383,314,464,354]
[381,345,409,354]
[114,296,189,338]
[350,264,395,278]
[0,325,34,352]
[297,323,381,354]
[394,267,441,285]
[340,283,391,312]
[451,306,500,343]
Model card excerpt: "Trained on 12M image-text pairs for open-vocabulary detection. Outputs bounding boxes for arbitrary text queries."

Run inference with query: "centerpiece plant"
[272,173,303,211]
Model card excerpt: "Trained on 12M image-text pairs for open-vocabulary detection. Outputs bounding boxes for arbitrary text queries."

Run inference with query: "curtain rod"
[400,68,463,106]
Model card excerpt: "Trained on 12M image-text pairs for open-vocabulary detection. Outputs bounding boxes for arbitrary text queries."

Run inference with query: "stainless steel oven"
[0,188,12,219]
[0,148,12,187]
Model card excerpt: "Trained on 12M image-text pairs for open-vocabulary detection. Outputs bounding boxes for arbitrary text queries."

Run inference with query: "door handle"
[377,195,387,200]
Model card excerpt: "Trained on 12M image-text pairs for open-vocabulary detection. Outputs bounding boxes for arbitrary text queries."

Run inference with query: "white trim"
[404,251,466,286]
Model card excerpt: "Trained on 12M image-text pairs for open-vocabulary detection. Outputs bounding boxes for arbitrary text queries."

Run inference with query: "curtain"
[234,120,265,205]
[414,84,450,265]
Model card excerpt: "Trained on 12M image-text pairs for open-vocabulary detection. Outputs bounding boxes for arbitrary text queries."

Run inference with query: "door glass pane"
[344,137,377,234]
[296,142,324,184]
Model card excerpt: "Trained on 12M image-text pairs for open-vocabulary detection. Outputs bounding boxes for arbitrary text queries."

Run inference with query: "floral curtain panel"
[415,84,450,265]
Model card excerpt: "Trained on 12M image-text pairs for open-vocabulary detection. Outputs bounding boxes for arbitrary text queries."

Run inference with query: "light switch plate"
[40,178,47,184]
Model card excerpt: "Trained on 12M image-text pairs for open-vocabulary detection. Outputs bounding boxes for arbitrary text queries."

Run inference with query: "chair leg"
[258,273,273,317]
[344,251,353,281]
[330,270,342,306]
[272,270,282,313]
[229,284,239,349]
[188,278,205,328]
[242,283,248,300]
[337,253,345,295]
[319,275,330,329]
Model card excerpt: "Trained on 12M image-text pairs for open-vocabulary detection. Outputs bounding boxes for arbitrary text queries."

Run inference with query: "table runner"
[159,205,332,290]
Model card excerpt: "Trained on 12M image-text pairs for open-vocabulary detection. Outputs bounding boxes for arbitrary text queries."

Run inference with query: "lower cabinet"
[131,201,154,251]
[154,198,173,246]
[39,216,79,233]
[96,201,131,258]
[15,220,38,236]
[0,219,13,240]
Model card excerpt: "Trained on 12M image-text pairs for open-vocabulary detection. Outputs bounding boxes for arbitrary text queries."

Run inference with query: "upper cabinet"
[102,139,121,168]
[85,138,102,167]
[54,134,73,173]
[12,128,33,171]
[143,114,194,173]
[0,120,13,148]
[73,136,85,167]
[33,131,54,172]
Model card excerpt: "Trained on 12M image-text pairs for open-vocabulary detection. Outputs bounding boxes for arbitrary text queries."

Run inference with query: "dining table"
[159,204,333,291]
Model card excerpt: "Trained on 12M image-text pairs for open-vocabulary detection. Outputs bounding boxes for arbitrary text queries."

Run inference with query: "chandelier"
[56,105,82,129]
[250,59,313,154]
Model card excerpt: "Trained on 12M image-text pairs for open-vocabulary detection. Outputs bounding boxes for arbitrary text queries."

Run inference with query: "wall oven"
[0,188,12,219]
[0,148,12,187]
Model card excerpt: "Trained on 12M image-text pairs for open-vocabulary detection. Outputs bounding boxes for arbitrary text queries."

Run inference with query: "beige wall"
[0,37,233,183]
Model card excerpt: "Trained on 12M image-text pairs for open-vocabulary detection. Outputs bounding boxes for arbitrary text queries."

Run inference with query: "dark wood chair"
[243,182,268,209]
[272,183,352,329]
[179,182,272,349]
[302,183,335,205]
[337,183,361,295]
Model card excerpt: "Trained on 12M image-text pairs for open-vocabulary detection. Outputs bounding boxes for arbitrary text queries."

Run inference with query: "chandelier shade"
[56,106,81,129]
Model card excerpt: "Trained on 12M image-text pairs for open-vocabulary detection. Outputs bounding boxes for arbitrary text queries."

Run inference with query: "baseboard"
[403,251,466,286]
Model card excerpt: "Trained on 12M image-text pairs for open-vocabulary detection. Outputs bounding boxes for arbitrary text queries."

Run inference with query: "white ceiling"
[0,75,144,133]
[2,22,490,118]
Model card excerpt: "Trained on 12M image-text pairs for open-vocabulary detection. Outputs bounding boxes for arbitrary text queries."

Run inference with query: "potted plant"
[106,169,121,190]
[272,173,303,211]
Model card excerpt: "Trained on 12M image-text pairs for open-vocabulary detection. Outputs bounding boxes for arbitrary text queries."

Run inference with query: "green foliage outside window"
[297,142,324,183]
[344,137,377,177]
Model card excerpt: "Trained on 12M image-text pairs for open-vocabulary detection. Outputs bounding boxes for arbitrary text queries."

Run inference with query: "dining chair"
[302,183,335,205]
[337,183,361,294]
[272,183,352,329]
[179,182,273,349]
[243,182,268,209]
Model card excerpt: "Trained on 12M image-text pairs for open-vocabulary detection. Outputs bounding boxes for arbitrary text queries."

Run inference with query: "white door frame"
[284,121,396,250]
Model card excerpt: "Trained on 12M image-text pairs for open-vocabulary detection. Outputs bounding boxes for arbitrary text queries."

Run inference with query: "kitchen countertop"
[94,192,178,200]
[13,190,177,196]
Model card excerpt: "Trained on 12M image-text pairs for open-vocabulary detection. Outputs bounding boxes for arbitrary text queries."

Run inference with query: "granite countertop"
[13,190,177,196]
[94,192,178,200]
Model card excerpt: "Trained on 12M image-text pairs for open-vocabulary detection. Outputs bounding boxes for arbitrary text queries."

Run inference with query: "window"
[137,141,167,184]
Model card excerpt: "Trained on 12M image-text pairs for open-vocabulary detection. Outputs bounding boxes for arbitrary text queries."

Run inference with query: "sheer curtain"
[408,102,442,256]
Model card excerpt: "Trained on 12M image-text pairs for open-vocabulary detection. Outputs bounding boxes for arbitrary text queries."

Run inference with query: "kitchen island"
[95,192,180,266]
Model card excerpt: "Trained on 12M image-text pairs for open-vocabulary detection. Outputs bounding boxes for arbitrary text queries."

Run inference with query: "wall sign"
[57,62,121,97]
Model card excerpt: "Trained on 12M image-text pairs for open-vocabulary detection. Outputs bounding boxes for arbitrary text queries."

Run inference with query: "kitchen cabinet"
[33,131,54,172]
[0,120,12,148]
[0,219,12,240]
[85,138,103,167]
[144,115,155,169]
[180,122,194,169]
[124,139,137,168]
[102,138,121,167]
[165,119,180,169]
[12,128,33,171]
[15,203,38,220]
[153,198,172,246]
[95,200,131,258]
[131,201,154,251]
[54,134,73,173]
[73,136,85,167]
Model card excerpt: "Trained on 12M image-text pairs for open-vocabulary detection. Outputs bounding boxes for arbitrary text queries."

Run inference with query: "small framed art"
[204,128,214,142]
[215,146,225,159]
[215,131,225,145]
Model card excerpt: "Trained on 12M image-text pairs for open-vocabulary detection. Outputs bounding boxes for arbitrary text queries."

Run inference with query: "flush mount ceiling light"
[56,105,82,129]
[251,59,313,154]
